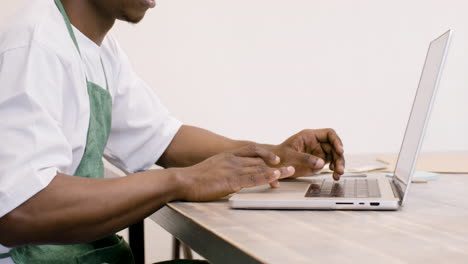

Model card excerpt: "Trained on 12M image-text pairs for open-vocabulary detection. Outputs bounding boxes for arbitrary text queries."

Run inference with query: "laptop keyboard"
[305,178,381,198]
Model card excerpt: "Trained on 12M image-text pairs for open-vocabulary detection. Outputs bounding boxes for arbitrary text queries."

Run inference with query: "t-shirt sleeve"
[0,45,73,218]
[103,43,182,174]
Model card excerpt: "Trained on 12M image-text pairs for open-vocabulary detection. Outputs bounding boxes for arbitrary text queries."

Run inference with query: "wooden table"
[150,173,468,264]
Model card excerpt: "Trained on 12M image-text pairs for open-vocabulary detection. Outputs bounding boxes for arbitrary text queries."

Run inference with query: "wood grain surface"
[150,167,468,264]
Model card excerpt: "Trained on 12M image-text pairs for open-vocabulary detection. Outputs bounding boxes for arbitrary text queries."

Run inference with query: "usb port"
[370,202,380,206]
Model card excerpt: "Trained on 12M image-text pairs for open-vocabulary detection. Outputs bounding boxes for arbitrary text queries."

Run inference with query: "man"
[0,0,345,263]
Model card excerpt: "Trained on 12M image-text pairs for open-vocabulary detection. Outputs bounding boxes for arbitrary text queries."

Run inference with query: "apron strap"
[53,0,81,56]
[0,252,10,259]
[53,0,110,91]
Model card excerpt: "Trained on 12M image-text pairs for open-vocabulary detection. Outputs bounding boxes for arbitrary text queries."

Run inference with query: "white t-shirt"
[0,0,182,257]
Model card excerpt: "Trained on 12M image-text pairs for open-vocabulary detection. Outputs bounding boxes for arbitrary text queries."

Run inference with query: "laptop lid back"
[392,30,452,205]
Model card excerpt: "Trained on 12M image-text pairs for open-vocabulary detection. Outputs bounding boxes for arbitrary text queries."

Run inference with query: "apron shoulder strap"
[54,0,82,56]
[53,0,109,91]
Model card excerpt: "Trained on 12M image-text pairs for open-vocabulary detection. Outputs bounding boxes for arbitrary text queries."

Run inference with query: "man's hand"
[175,144,295,202]
[270,129,345,180]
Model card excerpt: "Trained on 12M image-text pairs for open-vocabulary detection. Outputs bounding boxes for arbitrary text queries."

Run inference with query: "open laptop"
[229,30,452,210]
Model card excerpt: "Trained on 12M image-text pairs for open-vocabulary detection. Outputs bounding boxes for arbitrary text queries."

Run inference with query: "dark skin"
[0,0,345,248]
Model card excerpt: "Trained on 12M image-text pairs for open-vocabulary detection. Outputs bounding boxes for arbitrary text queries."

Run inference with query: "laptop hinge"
[389,179,403,202]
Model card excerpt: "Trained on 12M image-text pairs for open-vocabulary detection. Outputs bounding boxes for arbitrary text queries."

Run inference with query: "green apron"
[0,0,134,263]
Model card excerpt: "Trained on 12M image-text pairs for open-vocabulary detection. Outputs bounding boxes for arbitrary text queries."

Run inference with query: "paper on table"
[377,152,468,174]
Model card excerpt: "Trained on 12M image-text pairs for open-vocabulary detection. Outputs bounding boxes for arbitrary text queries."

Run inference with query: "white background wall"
[111,0,468,154]
[2,0,468,263]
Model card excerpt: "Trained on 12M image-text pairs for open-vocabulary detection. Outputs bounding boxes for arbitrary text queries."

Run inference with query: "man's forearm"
[0,169,183,247]
[157,125,255,168]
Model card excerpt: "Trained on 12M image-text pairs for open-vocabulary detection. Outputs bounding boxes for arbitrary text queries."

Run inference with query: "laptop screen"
[393,30,451,203]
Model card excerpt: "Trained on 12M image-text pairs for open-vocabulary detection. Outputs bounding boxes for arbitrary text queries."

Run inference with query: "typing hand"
[270,129,345,181]
[177,145,294,202]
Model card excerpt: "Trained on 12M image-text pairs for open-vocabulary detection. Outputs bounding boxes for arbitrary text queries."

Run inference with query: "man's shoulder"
[0,0,77,65]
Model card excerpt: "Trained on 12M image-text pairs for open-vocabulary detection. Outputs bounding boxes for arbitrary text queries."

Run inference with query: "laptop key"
[344,179,356,198]
[356,179,369,198]
[368,179,381,198]
[331,181,345,197]
[305,179,324,197]
[320,180,334,197]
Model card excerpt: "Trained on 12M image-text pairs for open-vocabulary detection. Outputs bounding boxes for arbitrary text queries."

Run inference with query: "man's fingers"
[326,130,344,155]
[278,166,295,179]
[293,152,325,171]
[238,157,267,167]
[269,180,280,188]
[270,166,296,187]
[239,165,294,188]
[320,143,334,162]
[232,144,280,165]
[241,166,293,180]
[239,169,280,188]
[314,129,344,155]
[331,151,345,180]
[321,142,345,180]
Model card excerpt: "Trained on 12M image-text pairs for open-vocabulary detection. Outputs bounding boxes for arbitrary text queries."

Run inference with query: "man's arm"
[0,170,180,247]
[157,125,253,168]
[158,125,345,180]
[0,145,289,247]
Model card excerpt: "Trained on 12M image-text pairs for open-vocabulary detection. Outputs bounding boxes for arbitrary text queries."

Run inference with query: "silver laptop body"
[229,30,452,210]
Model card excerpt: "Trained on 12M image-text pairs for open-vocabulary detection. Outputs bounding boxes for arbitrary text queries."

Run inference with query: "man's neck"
[61,0,115,46]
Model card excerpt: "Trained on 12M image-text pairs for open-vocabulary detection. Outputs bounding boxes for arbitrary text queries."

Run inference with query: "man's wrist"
[164,167,188,202]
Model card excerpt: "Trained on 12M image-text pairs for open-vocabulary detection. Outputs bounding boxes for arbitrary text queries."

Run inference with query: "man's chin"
[119,13,146,24]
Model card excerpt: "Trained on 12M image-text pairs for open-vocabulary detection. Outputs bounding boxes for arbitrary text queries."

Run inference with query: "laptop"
[229,30,452,210]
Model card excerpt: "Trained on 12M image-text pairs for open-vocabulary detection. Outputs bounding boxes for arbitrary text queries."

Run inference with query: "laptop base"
[229,173,400,210]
